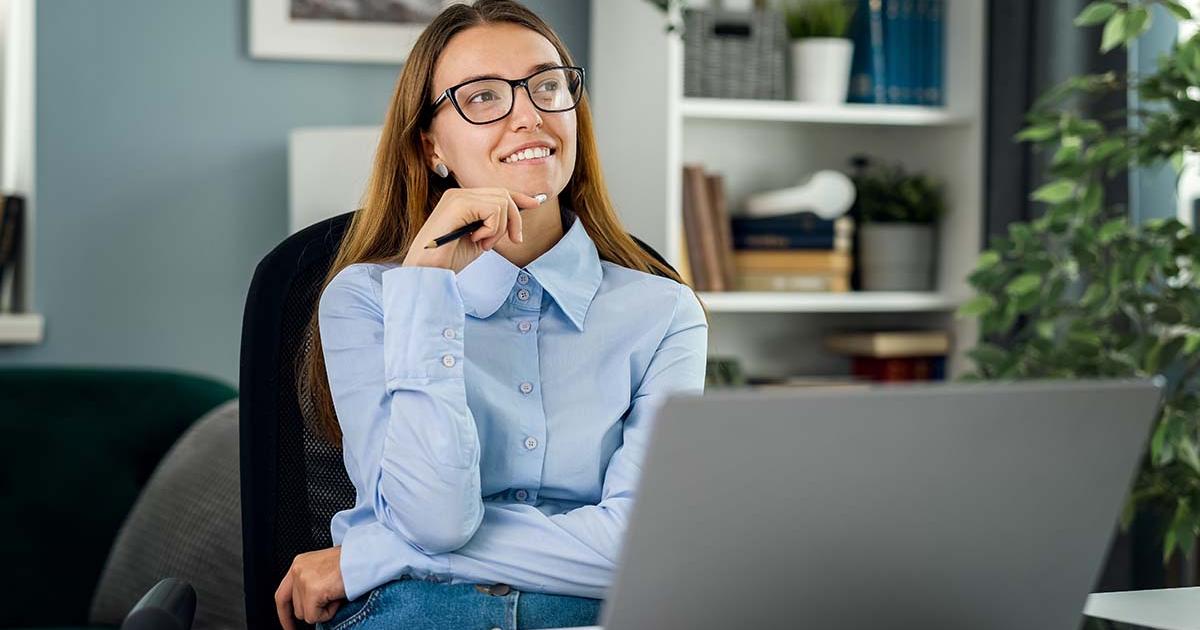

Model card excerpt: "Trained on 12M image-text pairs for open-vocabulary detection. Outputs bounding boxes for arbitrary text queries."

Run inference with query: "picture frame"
[248,0,460,64]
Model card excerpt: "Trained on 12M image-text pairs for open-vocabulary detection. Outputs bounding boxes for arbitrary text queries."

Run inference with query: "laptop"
[588,378,1163,629]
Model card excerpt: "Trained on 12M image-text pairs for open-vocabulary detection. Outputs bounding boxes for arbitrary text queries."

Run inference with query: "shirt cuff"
[380,266,467,384]
[340,521,452,602]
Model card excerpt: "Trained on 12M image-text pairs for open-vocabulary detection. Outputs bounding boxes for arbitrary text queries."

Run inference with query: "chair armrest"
[120,578,197,630]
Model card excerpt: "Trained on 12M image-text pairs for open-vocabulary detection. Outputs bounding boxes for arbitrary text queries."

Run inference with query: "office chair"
[239,209,677,629]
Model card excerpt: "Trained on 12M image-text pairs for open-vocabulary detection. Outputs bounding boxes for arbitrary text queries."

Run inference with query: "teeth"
[503,146,552,163]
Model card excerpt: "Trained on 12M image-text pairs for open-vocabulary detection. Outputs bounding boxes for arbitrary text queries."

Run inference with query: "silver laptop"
[598,378,1163,629]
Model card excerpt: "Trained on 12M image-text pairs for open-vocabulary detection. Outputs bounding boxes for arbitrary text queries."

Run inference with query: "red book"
[851,357,938,382]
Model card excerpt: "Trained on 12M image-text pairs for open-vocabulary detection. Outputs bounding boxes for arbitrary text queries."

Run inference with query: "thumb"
[509,191,549,210]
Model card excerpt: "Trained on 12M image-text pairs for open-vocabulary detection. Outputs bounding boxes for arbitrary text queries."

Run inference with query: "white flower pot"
[790,38,854,104]
[859,223,936,291]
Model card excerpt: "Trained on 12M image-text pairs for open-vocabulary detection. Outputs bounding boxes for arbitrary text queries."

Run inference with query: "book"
[885,0,901,104]
[733,233,853,251]
[747,375,873,390]
[928,0,944,105]
[848,0,887,104]
[731,213,855,251]
[682,164,720,291]
[825,330,951,358]
[734,249,853,273]
[706,172,737,292]
[734,271,850,292]
[731,211,852,236]
[852,356,946,382]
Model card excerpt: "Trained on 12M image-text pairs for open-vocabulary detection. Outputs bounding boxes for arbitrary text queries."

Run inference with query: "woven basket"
[683,7,788,100]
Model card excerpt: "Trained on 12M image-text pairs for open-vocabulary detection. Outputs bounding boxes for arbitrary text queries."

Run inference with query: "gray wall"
[1,0,590,387]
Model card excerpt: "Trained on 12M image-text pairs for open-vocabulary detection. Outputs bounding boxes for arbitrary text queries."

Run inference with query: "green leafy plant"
[957,0,1200,564]
[782,0,856,39]
[850,157,946,224]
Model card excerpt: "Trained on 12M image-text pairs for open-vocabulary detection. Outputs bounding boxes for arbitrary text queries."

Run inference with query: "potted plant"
[783,0,856,104]
[850,156,946,291]
[957,0,1200,580]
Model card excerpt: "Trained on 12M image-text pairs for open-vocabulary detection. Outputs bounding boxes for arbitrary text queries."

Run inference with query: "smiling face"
[422,22,578,201]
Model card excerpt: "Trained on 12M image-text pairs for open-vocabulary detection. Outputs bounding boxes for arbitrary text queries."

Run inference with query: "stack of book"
[0,196,25,313]
[824,330,950,382]
[730,214,854,292]
[847,0,945,106]
[681,163,856,293]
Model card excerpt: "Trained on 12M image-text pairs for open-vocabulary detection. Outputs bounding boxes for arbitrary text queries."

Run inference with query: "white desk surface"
[547,588,1200,630]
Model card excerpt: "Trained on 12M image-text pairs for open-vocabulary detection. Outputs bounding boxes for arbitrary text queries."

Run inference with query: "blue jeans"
[316,576,602,630]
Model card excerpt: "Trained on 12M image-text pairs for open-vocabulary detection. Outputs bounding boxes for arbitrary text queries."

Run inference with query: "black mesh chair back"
[239,210,676,629]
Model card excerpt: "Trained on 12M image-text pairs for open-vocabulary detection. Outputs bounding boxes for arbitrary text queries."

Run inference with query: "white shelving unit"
[1,0,41,345]
[590,0,986,379]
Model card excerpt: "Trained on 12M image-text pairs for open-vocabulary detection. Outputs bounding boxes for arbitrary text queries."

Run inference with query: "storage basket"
[683,7,788,100]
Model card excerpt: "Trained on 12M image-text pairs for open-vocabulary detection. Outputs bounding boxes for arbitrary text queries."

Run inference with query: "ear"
[420,129,441,170]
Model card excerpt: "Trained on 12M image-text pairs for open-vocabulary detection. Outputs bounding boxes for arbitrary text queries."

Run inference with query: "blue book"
[847,0,873,103]
[900,0,916,104]
[731,211,839,236]
[884,0,901,104]
[929,0,944,105]
[868,0,887,103]
[915,0,928,105]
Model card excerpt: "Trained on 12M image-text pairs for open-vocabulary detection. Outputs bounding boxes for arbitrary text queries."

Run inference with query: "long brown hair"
[301,0,709,447]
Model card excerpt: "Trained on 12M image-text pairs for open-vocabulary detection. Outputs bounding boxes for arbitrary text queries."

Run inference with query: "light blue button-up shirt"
[317,209,709,601]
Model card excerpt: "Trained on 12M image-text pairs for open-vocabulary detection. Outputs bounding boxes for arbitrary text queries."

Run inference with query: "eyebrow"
[455,62,561,85]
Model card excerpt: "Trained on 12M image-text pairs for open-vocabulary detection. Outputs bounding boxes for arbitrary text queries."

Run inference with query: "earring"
[434,163,450,178]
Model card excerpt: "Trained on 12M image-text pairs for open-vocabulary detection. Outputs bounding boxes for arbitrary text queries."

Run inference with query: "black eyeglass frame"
[428,65,587,126]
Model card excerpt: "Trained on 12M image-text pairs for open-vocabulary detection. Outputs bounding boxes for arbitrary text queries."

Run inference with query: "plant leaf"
[1032,179,1077,203]
[1005,273,1043,297]
[1163,0,1193,21]
[1076,1,1119,26]
[1101,12,1128,52]
[957,294,997,318]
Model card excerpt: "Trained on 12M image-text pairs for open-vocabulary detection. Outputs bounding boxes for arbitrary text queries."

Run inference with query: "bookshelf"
[590,0,985,379]
[0,0,40,345]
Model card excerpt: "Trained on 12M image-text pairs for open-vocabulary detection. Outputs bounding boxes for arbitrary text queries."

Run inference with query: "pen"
[424,192,548,249]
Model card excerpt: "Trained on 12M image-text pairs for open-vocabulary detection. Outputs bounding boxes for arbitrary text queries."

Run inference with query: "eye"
[467,90,501,104]
[534,80,561,93]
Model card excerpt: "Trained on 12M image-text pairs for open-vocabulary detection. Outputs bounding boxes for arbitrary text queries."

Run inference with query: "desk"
[547,589,1200,630]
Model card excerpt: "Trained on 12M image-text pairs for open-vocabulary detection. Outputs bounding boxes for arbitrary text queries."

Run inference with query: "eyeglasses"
[429,65,586,125]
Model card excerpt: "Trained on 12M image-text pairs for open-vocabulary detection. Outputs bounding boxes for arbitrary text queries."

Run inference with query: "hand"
[403,187,545,273]
[275,546,346,629]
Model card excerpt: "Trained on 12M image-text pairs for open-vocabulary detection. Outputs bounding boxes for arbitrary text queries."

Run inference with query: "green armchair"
[0,367,237,630]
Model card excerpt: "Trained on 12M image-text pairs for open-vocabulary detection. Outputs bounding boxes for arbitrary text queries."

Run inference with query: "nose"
[508,85,543,131]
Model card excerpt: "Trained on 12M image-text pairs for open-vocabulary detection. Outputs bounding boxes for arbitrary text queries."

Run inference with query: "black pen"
[423,192,548,249]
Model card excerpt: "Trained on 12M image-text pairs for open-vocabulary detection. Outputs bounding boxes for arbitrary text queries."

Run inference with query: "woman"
[276,1,709,628]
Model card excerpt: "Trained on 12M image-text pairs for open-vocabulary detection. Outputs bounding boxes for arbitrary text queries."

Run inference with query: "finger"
[508,190,548,209]
[317,599,343,623]
[505,193,525,244]
[275,572,297,630]
[490,200,508,247]
[474,204,506,250]
[293,575,311,625]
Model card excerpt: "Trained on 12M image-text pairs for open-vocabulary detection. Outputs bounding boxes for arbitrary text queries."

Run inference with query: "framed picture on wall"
[249,0,461,64]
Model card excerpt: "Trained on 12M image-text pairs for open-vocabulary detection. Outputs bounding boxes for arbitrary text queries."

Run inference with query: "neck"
[495,196,566,268]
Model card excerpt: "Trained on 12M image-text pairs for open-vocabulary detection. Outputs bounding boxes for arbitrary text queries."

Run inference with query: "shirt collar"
[455,208,602,332]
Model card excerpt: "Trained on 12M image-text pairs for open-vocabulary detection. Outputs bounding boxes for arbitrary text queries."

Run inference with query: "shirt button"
[515,489,528,501]
[517,272,530,285]
[517,288,530,301]
[441,354,456,368]
[524,436,538,450]
[518,321,532,333]
[442,327,456,339]
[519,381,533,394]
